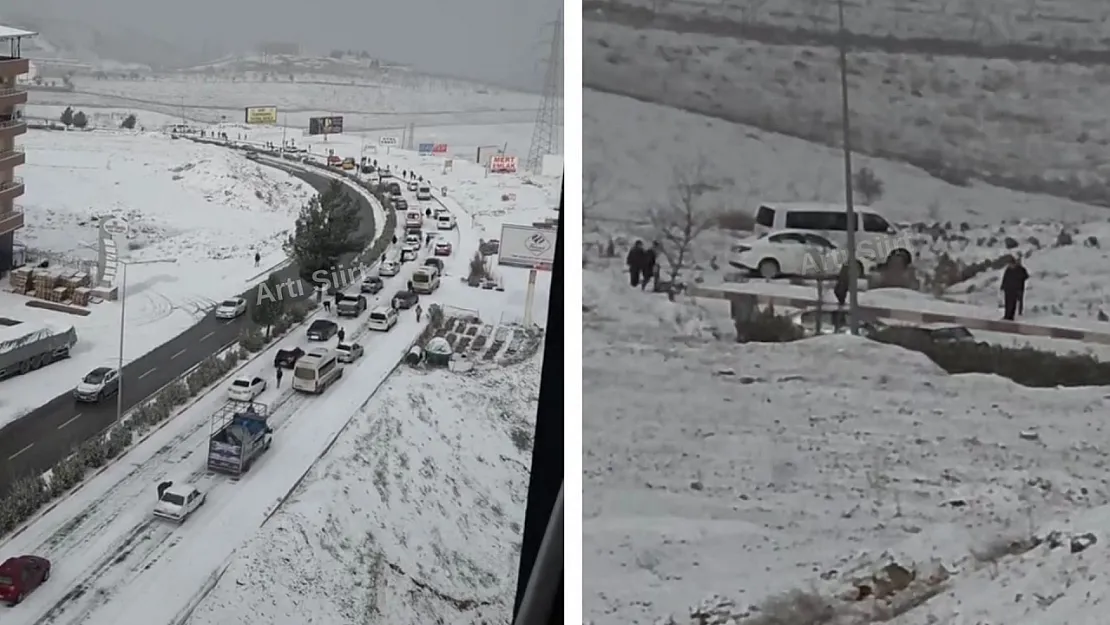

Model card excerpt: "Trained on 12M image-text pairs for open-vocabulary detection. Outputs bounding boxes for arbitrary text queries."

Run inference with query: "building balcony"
[0,176,24,203]
[0,57,30,78]
[0,204,23,236]
[0,117,26,139]
[0,146,25,170]
[0,86,28,108]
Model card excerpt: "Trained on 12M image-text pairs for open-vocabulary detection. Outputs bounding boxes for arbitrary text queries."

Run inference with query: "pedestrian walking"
[415,304,423,322]
[323,299,332,313]
[642,242,661,291]
[626,241,646,288]
[407,279,414,292]
[834,262,851,307]
[1001,255,1029,321]
[392,235,398,246]
[157,480,172,500]
[425,208,433,218]
[275,366,283,387]
[254,251,261,267]
[337,327,346,343]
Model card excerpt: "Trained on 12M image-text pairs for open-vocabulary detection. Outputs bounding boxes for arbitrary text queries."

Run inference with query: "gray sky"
[4,0,560,91]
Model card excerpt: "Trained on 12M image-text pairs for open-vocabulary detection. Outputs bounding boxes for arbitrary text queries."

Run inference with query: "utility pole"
[115,257,176,423]
[837,0,860,335]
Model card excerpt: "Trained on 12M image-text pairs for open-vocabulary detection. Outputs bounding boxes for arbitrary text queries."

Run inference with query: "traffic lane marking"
[171,348,187,360]
[201,331,215,342]
[139,367,157,380]
[58,413,82,430]
[8,443,33,461]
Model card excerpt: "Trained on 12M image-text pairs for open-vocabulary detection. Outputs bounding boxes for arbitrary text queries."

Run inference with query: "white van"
[437,212,455,230]
[410,267,440,294]
[405,211,423,229]
[416,185,432,200]
[291,348,343,394]
[366,306,398,331]
[752,202,911,266]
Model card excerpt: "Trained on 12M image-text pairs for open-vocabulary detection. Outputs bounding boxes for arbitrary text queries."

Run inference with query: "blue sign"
[418,143,434,155]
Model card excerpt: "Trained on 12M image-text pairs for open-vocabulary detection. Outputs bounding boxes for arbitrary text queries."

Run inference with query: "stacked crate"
[32,271,58,300]
[8,267,32,293]
[50,287,67,303]
[72,287,91,306]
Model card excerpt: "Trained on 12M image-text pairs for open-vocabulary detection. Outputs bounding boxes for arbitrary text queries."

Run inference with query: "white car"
[407,180,419,191]
[405,211,423,229]
[336,342,364,363]
[416,185,432,200]
[366,306,398,331]
[380,168,392,180]
[367,173,380,187]
[436,213,455,230]
[379,260,400,277]
[153,483,206,523]
[228,375,267,401]
[215,297,247,319]
[73,367,120,403]
[729,229,870,279]
[403,233,421,250]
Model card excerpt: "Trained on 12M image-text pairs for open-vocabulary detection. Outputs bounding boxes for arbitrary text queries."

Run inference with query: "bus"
[291,348,344,394]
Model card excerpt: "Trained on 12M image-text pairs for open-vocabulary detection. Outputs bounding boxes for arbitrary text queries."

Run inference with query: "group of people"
[625,240,661,290]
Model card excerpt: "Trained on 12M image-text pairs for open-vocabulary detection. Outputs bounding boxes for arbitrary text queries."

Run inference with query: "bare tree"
[648,157,722,295]
[583,170,613,219]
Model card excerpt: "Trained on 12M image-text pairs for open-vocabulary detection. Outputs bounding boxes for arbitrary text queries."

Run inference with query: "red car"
[434,240,452,256]
[0,555,51,605]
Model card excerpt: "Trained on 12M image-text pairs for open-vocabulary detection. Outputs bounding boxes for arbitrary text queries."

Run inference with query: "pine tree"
[60,107,74,127]
[72,111,89,129]
[283,180,364,285]
[252,274,286,338]
[120,114,138,130]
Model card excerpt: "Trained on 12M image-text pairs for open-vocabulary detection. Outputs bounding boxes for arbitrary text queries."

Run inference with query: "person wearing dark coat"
[642,242,661,291]
[626,241,646,287]
[1000,256,1029,321]
[834,262,851,307]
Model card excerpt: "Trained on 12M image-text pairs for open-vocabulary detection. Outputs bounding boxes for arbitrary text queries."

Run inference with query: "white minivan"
[416,185,432,200]
[436,212,455,230]
[291,348,344,394]
[752,202,912,267]
[367,306,398,331]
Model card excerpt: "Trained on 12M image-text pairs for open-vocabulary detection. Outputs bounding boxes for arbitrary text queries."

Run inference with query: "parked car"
[360,164,375,174]
[752,201,911,267]
[729,230,870,279]
[74,366,120,403]
[361,275,384,294]
[228,375,267,401]
[215,297,247,319]
[387,182,402,195]
[327,155,342,167]
[367,306,398,331]
[0,555,51,605]
[153,483,206,523]
[307,319,339,341]
[394,197,408,211]
[434,240,453,256]
[380,167,393,180]
[336,294,368,317]
[479,239,499,256]
[407,180,419,191]
[423,258,444,275]
[336,342,364,363]
[392,290,419,310]
[274,347,305,368]
[379,260,400,277]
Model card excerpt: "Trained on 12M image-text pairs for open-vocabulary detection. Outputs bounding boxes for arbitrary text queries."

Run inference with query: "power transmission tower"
[526,10,563,174]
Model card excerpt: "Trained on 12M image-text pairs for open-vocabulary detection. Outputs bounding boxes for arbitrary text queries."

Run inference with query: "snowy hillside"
[186,356,542,625]
[582,261,1110,624]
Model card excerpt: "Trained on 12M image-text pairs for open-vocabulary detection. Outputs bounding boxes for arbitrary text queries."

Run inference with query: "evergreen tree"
[120,114,138,130]
[252,274,286,338]
[72,111,89,129]
[283,180,363,285]
[60,107,74,127]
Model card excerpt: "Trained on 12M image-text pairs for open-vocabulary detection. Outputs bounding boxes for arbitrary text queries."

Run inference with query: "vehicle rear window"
[232,380,250,387]
[0,575,12,586]
[413,273,428,283]
[294,366,316,380]
[370,313,386,321]
[755,206,775,227]
[221,300,238,307]
[785,211,847,231]
[161,493,185,506]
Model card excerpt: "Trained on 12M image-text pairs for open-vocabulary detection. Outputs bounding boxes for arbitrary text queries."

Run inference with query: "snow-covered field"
[587,0,1110,48]
[0,130,315,428]
[582,261,1110,624]
[0,147,554,625]
[584,20,1110,201]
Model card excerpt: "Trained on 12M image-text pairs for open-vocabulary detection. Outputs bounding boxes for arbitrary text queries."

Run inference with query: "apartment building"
[0,25,34,274]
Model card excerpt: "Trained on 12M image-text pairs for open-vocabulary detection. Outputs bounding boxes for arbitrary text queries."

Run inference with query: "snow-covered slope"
[186,358,541,625]
[582,261,1110,625]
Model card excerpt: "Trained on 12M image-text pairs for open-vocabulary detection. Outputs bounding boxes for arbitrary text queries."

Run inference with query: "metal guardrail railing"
[0,86,27,98]
[0,176,24,190]
[0,204,25,234]
[0,118,26,130]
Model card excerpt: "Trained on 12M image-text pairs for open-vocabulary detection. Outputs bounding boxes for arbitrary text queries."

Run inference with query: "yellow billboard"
[244,106,278,125]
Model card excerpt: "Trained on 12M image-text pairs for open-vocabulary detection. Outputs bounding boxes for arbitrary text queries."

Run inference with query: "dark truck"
[207,401,274,477]
[0,323,78,381]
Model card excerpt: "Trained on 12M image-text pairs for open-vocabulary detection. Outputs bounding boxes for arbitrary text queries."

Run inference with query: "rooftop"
[0,24,37,42]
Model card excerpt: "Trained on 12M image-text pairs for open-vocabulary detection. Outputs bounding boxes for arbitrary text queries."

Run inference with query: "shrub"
[853,167,885,204]
[873,329,1110,387]
[120,114,137,130]
[239,326,267,353]
[285,300,313,324]
[49,456,86,496]
[735,307,803,343]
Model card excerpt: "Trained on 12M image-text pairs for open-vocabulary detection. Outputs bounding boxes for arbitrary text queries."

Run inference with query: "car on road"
[407,180,419,191]
[367,306,398,331]
[411,267,440,294]
[215,297,247,319]
[434,240,453,256]
[392,290,419,310]
[336,293,368,317]
[380,167,393,180]
[228,375,267,402]
[405,210,423,229]
[417,185,432,200]
[403,233,421,249]
[74,366,120,403]
[423,258,444,275]
[728,230,870,279]
[394,197,409,211]
[341,157,356,170]
[360,163,375,174]
[379,260,400,277]
[360,275,384,294]
[437,212,455,230]
[307,319,339,341]
[153,483,206,523]
[386,182,401,195]
[400,247,418,263]
[0,555,51,605]
[336,342,364,363]
[274,346,305,369]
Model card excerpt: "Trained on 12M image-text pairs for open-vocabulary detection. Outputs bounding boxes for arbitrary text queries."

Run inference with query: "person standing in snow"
[626,240,646,287]
[275,366,283,387]
[337,327,346,343]
[642,241,661,291]
[834,262,851,307]
[1001,255,1029,321]
[415,304,423,322]
[254,251,260,267]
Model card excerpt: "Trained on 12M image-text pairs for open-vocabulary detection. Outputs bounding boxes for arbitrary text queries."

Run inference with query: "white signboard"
[498,223,556,271]
[378,136,399,146]
[489,155,518,173]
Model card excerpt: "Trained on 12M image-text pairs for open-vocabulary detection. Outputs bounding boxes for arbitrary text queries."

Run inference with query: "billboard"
[499,223,556,271]
[244,106,278,125]
[418,143,434,155]
[379,136,398,146]
[308,116,344,136]
[432,143,448,154]
[489,155,518,173]
[476,145,500,167]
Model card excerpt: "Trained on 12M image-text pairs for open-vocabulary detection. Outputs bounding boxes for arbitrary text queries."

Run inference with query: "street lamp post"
[115,257,175,423]
[837,0,860,335]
